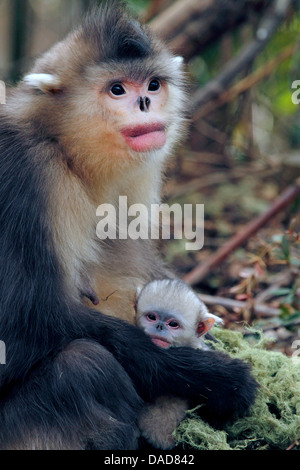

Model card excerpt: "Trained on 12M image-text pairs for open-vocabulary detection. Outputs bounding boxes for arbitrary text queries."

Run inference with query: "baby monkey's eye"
[146,313,157,322]
[148,79,161,92]
[168,320,180,329]
[110,84,126,96]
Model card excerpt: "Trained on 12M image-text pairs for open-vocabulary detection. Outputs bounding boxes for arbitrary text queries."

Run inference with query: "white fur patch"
[23,73,61,93]
[202,312,224,325]
[172,56,184,65]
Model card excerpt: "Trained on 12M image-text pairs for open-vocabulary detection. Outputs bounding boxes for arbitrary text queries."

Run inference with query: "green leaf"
[279,305,292,319]
[270,288,292,297]
[281,236,290,260]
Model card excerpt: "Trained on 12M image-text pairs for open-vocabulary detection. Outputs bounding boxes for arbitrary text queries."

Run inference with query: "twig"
[183,178,300,286]
[151,0,276,59]
[253,271,294,305]
[198,293,280,317]
[150,0,213,41]
[286,439,300,450]
[194,42,295,120]
[192,0,292,112]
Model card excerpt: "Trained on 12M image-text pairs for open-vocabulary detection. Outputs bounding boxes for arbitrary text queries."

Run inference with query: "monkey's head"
[17,2,188,188]
[135,279,221,349]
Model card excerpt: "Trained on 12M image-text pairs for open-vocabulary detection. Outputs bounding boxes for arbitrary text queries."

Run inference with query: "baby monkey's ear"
[134,285,143,311]
[196,317,215,337]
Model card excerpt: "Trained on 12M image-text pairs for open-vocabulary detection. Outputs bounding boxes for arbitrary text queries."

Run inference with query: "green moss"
[174,328,300,450]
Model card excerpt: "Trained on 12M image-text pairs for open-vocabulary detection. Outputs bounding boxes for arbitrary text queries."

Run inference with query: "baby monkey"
[135,278,223,449]
[136,278,223,350]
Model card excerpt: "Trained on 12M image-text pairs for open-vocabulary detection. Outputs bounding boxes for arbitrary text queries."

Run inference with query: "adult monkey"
[0,2,258,449]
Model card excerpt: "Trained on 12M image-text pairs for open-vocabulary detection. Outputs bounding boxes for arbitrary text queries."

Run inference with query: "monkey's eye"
[168,320,180,329]
[148,79,161,92]
[110,84,126,96]
[146,313,157,322]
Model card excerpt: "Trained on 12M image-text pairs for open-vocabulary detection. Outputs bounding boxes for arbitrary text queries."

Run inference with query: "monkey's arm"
[80,311,259,428]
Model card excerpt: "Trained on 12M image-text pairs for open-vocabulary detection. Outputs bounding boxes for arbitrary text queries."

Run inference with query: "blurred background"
[1,0,299,354]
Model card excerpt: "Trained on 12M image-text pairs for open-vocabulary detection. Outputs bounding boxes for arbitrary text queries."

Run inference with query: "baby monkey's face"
[138,310,187,349]
[135,279,223,349]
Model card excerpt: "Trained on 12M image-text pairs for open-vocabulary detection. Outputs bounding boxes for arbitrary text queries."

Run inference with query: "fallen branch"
[286,439,300,451]
[198,293,280,317]
[183,178,300,286]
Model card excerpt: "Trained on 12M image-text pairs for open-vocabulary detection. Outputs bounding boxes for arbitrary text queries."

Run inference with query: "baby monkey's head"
[135,279,223,349]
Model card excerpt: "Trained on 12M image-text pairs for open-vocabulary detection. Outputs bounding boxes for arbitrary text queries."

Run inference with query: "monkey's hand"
[164,347,259,428]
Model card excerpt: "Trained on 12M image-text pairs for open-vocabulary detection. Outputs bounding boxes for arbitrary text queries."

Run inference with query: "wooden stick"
[198,293,280,317]
[150,0,213,41]
[286,439,300,451]
[183,178,300,286]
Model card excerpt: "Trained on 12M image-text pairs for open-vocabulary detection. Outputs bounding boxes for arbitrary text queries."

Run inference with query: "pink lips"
[121,123,166,152]
[151,336,171,349]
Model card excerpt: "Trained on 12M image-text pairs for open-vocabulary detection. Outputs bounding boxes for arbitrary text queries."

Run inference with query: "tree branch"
[194,42,295,120]
[183,178,300,286]
[198,293,281,317]
[192,0,292,112]
[151,0,275,59]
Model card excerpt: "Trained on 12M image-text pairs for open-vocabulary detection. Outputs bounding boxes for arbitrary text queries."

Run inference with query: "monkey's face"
[46,62,188,191]
[138,310,185,348]
[102,77,168,153]
[60,66,186,170]
[20,19,188,190]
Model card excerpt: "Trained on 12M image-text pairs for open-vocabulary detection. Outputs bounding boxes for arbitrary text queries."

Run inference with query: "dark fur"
[0,113,258,448]
[81,1,154,62]
[79,2,170,86]
[0,3,258,450]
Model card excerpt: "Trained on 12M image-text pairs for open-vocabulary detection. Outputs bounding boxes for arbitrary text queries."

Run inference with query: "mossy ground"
[174,328,300,450]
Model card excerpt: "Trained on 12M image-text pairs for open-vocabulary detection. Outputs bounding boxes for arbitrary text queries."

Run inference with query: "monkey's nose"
[156,323,163,331]
[137,96,151,112]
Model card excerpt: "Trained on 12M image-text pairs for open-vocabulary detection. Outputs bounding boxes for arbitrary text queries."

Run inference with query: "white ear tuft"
[172,56,184,65]
[23,73,61,94]
[136,286,142,297]
[206,313,224,325]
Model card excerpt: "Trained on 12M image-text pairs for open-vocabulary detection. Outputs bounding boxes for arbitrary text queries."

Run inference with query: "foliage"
[174,327,300,450]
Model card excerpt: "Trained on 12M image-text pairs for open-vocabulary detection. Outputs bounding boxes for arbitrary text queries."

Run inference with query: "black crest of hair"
[82,1,154,62]
[0,4,258,449]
